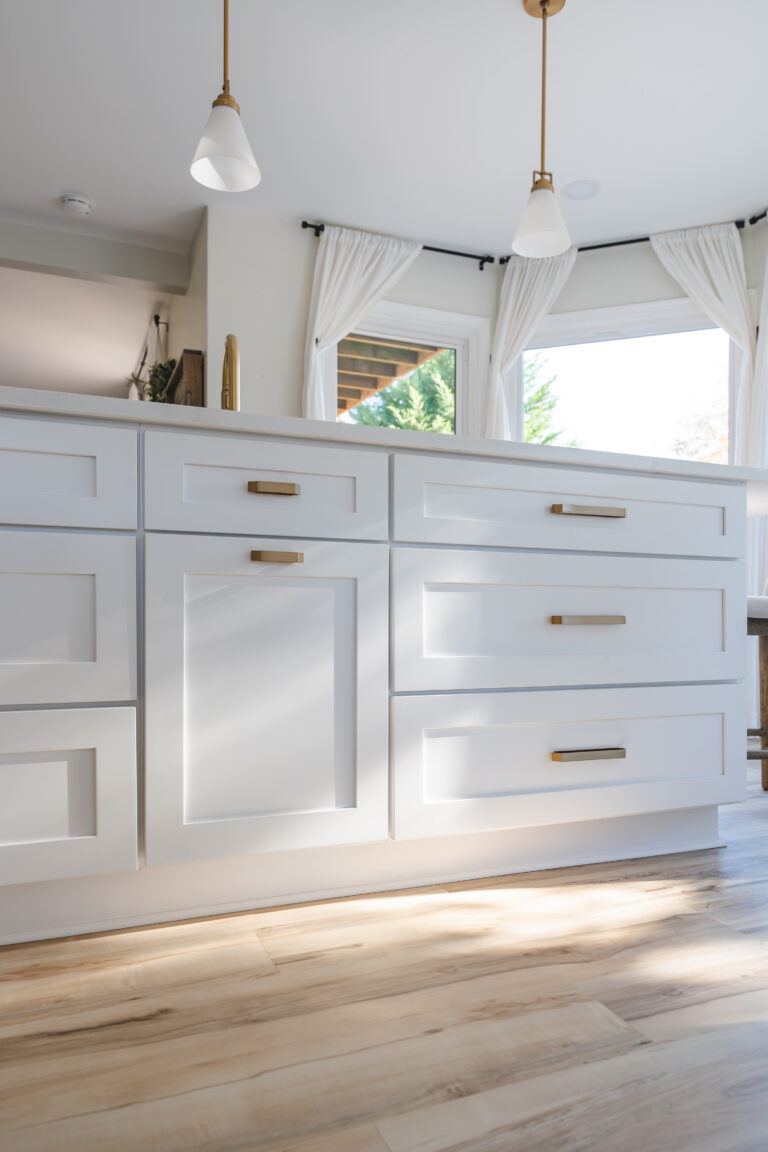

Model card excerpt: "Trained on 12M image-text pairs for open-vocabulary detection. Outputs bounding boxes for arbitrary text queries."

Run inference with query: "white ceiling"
[1,0,767,257]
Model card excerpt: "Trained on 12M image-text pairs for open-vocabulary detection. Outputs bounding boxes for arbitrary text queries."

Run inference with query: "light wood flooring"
[2,772,768,1151]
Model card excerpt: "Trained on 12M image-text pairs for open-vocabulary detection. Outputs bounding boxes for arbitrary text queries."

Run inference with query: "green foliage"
[147,358,177,403]
[345,346,574,447]
[524,353,577,447]
[347,349,455,434]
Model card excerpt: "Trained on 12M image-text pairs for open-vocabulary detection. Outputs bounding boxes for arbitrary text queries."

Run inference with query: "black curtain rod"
[301,221,495,271]
[497,215,764,264]
[577,218,748,255]
[304,212,767,271]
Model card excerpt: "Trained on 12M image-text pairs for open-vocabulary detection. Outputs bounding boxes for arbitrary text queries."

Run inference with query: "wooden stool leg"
[761,635,768,790]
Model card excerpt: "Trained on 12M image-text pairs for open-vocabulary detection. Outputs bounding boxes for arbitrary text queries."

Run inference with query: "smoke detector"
[59,194,93,217]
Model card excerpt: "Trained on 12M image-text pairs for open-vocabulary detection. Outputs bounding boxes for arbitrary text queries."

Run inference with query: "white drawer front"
[0,531,136,705]
[0,707,137,884]
[0,416,137,529]
[393,454,746,558]
[392,548,744,691]
[392,685,745,838]
[145,431,388,540]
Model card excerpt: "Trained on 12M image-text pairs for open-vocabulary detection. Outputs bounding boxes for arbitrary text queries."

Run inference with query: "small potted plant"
[125,358,177,402]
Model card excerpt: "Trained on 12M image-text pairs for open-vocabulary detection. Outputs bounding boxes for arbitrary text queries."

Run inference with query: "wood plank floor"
[2,771,768,1151]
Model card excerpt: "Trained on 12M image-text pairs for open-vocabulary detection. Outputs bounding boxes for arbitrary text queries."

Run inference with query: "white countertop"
[3,384,768,510]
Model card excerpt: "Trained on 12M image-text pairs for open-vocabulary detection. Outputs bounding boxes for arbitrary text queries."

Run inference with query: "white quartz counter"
[2,384,768,508]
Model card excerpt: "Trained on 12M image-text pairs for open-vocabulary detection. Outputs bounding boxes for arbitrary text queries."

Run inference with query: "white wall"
[168,214,207,370]
[0,265,171,397]
[206,210,316,416]
[2,206,764,411]
[0,218,188,293]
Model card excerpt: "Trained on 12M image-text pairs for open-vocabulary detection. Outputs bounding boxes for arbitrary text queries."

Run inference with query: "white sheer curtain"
[650,223,755,462]
[485,248,576,440]
[303,226,422,421]
[651,222,764,719]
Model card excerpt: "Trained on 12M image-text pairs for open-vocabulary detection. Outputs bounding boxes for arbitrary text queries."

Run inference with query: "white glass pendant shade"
[191,103,261,192]
[512,187,571,258]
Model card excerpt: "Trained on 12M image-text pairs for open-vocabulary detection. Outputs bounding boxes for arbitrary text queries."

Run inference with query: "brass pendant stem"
[212,0,239,112]
[540,0,548,176]
[223,0,229,95]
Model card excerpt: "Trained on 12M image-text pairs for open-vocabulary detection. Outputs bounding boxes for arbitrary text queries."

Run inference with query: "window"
[338,335,457,435]
[325,301,489,437]
[521,298,741,464]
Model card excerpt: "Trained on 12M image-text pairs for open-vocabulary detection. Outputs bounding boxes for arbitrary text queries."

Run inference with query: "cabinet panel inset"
[0,532,136,704]
[184,576,352,822]
[145,534,388,866]
[183,465,357,514]
[0,708,137,885]
[0,446,96,499]
[0,749,95,844]
[0,573,95,664]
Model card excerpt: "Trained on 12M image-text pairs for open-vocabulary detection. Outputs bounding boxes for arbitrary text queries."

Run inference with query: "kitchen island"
[0,383,761,944]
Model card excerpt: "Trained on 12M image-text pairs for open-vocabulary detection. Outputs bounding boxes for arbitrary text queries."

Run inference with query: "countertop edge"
[0,383,766,490]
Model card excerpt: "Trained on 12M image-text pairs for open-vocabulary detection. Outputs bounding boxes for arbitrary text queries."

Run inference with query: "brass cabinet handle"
[250,550,304,564]
[551,748,627,762]
[551,615,626,626]
[551,503,626,518]
[247,481,302,496]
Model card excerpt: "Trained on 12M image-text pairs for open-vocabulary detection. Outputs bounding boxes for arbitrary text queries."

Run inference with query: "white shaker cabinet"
[144,533,389,867]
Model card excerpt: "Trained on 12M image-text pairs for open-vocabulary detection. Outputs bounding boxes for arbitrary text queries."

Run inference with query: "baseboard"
[0,805,721,945]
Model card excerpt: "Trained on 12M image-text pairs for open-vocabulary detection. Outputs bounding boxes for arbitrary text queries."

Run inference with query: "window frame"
[323,301,490,438]
[519,296,748,463]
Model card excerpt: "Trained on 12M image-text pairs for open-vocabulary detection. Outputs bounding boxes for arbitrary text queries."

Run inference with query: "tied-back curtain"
[486,248,577,440]
[303,226,422,421]
[649,223,755,462]
[651,221,764,721]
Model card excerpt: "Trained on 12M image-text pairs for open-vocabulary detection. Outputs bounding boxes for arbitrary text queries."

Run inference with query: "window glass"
[523,328,730,463]
[337,333,456,435]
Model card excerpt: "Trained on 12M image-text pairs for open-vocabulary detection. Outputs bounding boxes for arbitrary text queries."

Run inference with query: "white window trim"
[321,301,490,437]
[518,294,755,462]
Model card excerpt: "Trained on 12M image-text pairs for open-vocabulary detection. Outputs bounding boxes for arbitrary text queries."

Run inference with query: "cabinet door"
[391,547,745,691]
[145,535,389,866]
[0,531,136,705]
[0,707,137,885]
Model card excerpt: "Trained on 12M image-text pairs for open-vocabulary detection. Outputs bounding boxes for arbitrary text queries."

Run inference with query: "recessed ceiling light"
[59,194,93,217]
[561,179,602,202]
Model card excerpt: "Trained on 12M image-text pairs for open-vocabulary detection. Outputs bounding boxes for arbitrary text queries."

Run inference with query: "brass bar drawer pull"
[551,747,627,763]
[551,614,626,626]
[551,503,627,518]
[250,550,304,564]
[247,480,302,496]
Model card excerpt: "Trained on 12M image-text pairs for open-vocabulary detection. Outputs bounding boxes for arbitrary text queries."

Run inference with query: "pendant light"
[191,0,261,192]
[512,0,571,257]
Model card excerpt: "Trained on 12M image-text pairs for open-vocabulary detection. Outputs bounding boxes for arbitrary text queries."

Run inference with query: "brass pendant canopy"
[523,0,566,15]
